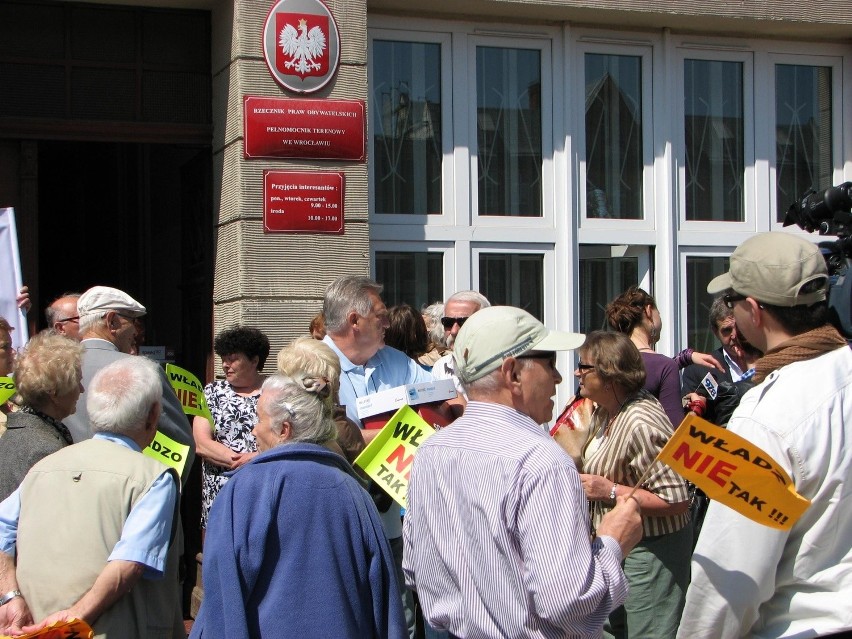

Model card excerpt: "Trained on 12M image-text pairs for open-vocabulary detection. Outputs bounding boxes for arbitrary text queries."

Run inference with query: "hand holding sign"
[1,618,93,639]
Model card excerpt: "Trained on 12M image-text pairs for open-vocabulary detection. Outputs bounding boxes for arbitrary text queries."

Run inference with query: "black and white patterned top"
[200,380,259,529]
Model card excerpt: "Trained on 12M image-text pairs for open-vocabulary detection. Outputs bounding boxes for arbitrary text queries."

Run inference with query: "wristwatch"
[0,589,21,606]
[609,482,618,503]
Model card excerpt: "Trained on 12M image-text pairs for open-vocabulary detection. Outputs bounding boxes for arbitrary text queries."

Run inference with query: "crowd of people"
[0,230,850,639]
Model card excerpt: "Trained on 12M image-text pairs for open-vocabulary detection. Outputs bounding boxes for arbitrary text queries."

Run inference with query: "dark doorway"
[38,141,212,369]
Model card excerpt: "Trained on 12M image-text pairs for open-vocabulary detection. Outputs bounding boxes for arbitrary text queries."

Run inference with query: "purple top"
[640,352,685,429]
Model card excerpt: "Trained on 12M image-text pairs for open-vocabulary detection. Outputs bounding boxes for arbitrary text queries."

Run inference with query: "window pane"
[375,251,443,309]
[685,256,730,352]
[578,253,638,333]
[775,64,833,223]
[684,59,744,222]
[478,253,543,319]
[476,46,542,217]
[585,54,643,219]
[372,40,442,215]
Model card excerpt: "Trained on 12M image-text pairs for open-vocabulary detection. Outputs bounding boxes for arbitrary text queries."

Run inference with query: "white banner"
[0,207,28,349]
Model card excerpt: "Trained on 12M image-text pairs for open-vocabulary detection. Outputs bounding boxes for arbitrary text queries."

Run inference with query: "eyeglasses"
[440,316,468,329]
[56,316,79,324]
[723,293,747,309]
[576,362,595,375]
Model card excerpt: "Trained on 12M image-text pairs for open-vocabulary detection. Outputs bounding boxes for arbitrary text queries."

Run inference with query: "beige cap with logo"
[452,306,585,383]
[707,232,827,307]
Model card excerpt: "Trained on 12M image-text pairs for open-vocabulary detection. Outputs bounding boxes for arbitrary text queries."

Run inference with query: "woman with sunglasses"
[575,330,691,638]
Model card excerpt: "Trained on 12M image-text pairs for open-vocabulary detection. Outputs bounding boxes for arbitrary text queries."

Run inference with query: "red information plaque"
[244,96,365,161]
[263,170,345,234]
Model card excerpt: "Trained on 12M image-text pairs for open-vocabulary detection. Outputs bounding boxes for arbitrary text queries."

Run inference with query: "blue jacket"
[190,443,406,639]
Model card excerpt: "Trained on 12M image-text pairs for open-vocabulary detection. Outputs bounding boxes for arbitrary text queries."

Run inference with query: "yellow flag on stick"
[658,414,810,530]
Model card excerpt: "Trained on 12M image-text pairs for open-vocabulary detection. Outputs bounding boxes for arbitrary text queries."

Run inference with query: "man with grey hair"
[190,373,406,639]
[0,357,183,637]
[321,275,432,433]
[321,274,431,639]
[431,290,491,406]
[404,306,643,638]
[44,292,82,339]
[64,285,194,485]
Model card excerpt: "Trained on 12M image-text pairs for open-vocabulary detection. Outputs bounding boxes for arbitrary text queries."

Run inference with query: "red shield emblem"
[275,13,329,79]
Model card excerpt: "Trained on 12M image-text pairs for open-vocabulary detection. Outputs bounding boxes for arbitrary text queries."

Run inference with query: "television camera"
[783,181,852,338]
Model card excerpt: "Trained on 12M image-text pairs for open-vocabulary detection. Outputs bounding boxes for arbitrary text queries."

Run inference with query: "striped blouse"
[583,390,690,537]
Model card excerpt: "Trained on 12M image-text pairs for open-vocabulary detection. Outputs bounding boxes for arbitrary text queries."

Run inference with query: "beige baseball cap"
[78,286,147,319]
[452,306,585,383]
[707,232,827,307]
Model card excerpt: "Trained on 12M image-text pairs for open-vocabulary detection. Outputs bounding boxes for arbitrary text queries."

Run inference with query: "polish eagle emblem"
[279,18,326,76]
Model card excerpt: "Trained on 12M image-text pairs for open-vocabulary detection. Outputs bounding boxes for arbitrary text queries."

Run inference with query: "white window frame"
[766,51,846,232]
[574,39,656,233]
[371,240,455,304]
[368,28,454,226]
[678,247,735,350]
[674,44,756,236]
[472,243,555,321]
[468,33,556,230]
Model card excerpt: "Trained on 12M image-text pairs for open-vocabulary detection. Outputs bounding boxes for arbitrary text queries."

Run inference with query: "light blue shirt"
[0,432,177,579]
[323,336,432,427]
[323,336,432,538]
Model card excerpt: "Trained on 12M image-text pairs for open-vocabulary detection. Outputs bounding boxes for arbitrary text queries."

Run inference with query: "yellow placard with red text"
[0,618,93,639]
[165,364,213,427]
[354,405,436,508]
[0,376,15,404]
[659,415,810,530]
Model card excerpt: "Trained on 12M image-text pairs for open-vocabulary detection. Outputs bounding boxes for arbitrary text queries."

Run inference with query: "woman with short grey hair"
[0,332,84,501]
[192,372,407,639]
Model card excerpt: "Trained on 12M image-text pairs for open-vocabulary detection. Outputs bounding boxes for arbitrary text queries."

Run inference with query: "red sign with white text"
[244,96,365,161]
[263,171,344,234]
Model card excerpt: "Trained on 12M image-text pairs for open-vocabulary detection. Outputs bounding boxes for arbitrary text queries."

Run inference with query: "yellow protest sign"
[658,414,810,530]
[165,363,213,427]
[354,405,436,508]
[0,376,15,404]
[0,618,93,639]
[143,429,191,478]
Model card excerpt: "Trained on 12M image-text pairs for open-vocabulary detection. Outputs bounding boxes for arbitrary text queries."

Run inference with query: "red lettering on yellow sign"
[386,444,415,481]
[672,442,738,487]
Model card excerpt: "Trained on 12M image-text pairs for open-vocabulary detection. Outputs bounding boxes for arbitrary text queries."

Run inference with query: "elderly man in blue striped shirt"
[403,306,643,639]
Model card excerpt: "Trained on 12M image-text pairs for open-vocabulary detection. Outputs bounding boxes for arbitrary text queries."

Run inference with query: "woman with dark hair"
[575,331,691,638]
[0,332,84,501]
[606,286,721,429]
[192,326,270,530]
[384,303,435,371]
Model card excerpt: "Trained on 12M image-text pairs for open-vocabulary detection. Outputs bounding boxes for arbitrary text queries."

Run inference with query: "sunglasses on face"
[440,316,468,329]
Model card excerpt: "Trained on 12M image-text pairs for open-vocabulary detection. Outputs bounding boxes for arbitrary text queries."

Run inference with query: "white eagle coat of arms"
[279,18,327,75]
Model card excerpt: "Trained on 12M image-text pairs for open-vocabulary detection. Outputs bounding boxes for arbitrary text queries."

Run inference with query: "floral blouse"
[200,380,259,528]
